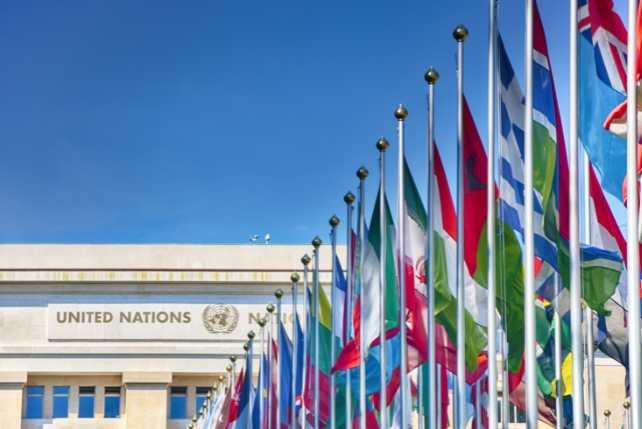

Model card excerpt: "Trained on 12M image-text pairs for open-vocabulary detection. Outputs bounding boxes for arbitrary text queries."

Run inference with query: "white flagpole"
[626,1,642,428]
[330,215,340,429]
[291,273,300,429]
[259,318,267,429]
[275,290,284,429]
[357,167,368,429]
[502,333,510,428]
[344,191,355,429]
[436,363,442,429]
[301,254,311,428]
[230,355,237,392]
[555,277,564,429]
[523,0,538,427]
[487,1,498,429]
[312,236,322,429]
[267,303,275,429]
[377,136,389,429]
[453,23,468,429]
[569,0,586,428]
[425,66,439,429]
[395,104,409,429]
[247,332,256,429]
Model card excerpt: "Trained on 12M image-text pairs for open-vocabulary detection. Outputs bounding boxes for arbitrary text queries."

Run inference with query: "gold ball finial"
[247,330,256,340]
[192,415,198,423]
[199,408,204,416]
[243,342,251,352]
[213,384,219,392]
[425,67,440,84]
[207,391,212,400]
[453,23,469,42]
[258,317,267,328]
[291,272,300,283]
[344,191,356,205]
[394,104,408,121]
[624,401,631,409]
[275,288,284,299]
[203,400,208,409]
[266,303,275,313]
[229,354,237,363]
[604,409,611,417]
[188,423,194,429]
[376,136,389,152]
[301,254,311,265]
[219,374,226,383]
[356,166,369,180]
[329,215,340,227]
[226,364,233,373]
[312,236,322,248]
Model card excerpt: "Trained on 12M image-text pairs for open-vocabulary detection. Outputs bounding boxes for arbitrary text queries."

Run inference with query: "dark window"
[52,387,69,418]
[104,387,121,418]
[25,386,44,419]
[195,387,209,416]
[78,387,95,418]
[169,387,187,419]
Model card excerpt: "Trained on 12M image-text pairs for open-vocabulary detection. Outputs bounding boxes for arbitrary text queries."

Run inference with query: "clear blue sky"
[0,0,629,244]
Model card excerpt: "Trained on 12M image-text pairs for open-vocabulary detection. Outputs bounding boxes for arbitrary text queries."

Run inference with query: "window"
[104,387,121,418]
[169,387,187,419]
[78,387,95,418]
[25,386,44,419]
[195,387,209,415]
[498,397,526,426]
[52,387,69,418]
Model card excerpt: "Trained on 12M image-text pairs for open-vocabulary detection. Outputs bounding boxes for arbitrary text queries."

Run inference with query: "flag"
[279,321,293,428]
[294,314,305,414]
[578,0,628,200]
[335,190,397,366]
[252,354,267,429]
[462,96,527,373]
[219,369,244,429]
[332,255,347,350]
[470,377,489,429]
[603,0,642,141]
[230,356,253,429]
[303,282,333,425]
[431,145,488,371]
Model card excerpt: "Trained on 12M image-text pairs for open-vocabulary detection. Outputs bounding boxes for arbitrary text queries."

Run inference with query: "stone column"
[123,372,171,429]
[0,372,27,429]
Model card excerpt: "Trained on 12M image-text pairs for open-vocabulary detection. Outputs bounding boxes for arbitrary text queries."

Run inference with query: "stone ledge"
[122,371,172,384]
[0,371,27,384]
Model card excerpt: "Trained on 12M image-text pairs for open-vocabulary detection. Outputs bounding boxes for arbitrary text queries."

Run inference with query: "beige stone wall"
[124,384,168,429]
[0,385,24,429]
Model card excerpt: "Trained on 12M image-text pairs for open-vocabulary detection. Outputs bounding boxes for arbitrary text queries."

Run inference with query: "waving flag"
[251,354,267,429]
[278,321,293,428]
[221,368,244,429]
[578,0,627,200]
[230,357,253,429]
[332,256,347,350]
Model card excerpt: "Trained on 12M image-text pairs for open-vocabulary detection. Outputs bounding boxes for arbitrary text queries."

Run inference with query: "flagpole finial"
[301,253,311,265]
[229,354,237,363]
[329,215,340,227]
[247,330,256,340]
[605,410,611,417]
[243,342,251,352]
[312,236,323,248]
[213,384,219,392]
[356,166,369,179]
[395,104,408,121]
[192,415,198,423]
[219,375,226,383]
[453,23,469,42]
[291,272,300,283]
[199,408,204,417]
[206,391,212,400]
[267,303,276,313]
[624,401,631,410]
[344,191,356,205]
[188,423,194,429]
[425,66,440,84]
[258,317,267,328]
[376,136,389,152]
[275,288,285,299]
[203,401,208,409]
[225,364,232,374]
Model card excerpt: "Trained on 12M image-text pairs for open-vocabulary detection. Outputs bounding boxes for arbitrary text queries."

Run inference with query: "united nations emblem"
[202,304,239,334]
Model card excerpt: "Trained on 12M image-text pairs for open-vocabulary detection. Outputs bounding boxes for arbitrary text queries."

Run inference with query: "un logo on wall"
[202,304,239,334]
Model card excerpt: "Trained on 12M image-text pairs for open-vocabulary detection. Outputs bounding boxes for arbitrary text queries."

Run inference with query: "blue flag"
[278,320,293,426]
[231,352,253,429]
[251,354,267,429]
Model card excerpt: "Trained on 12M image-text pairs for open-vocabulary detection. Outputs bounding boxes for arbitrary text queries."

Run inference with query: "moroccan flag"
[461,97,526,373]
[303,281,333,425]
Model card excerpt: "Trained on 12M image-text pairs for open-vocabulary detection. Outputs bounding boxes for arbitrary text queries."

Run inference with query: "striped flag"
[332,256,346,349]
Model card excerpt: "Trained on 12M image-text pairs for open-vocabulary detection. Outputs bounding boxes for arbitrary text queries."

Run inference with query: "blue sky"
[0,1,629,244]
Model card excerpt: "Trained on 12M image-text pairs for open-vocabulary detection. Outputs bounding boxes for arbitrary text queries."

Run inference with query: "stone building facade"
[0,244,628,429]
